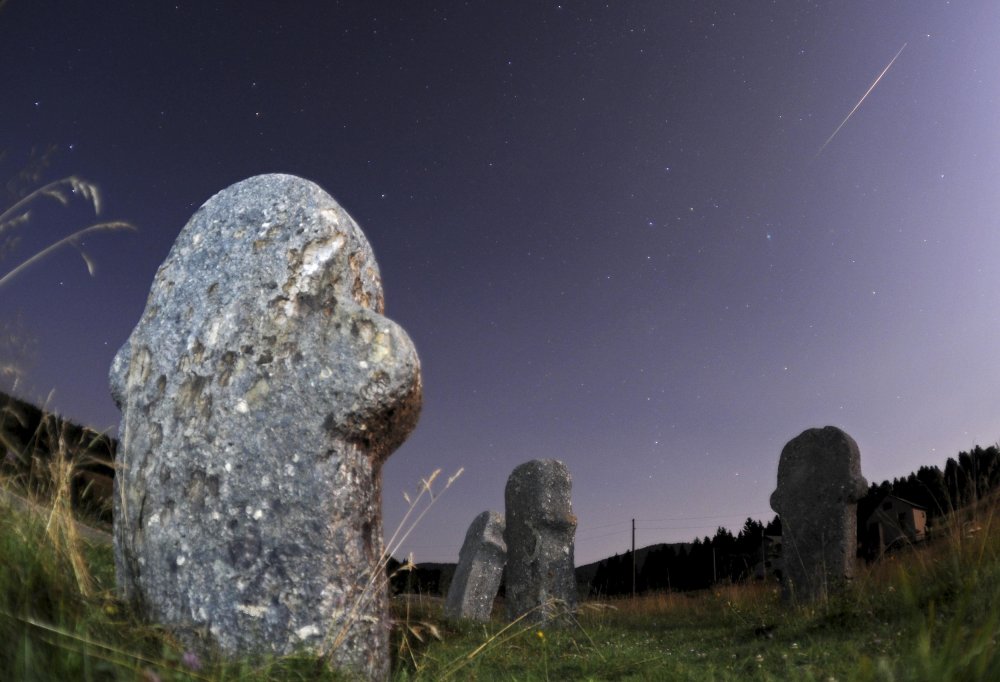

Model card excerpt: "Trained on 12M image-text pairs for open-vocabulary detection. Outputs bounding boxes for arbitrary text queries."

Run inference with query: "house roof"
[865,495,928,527]
[879,494,927,510]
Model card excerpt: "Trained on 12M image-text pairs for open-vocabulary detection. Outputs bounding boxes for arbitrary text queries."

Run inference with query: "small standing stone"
[444,510,506,621]
[110,174,421,680]
[504,459,577,623]
[769,426,868,603]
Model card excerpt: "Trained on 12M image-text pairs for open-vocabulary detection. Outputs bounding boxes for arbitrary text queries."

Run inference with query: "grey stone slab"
[504,459,577,623]
[444,510,505,621]
[770,426,867,603]
[110,174,421,680]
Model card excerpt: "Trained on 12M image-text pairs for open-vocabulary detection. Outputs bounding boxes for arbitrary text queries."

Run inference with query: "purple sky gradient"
[2,1,999,565]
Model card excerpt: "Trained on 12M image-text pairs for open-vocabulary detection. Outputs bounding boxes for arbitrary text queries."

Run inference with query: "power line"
[575,530,633,542]
[576,512,773,535]
[633,511,773,523]
[638,525,754,532]
[576,518,634,530]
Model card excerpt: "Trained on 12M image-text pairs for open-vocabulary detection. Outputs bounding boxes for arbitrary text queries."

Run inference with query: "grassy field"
[1,477,998,681]
[403,511,1000,682]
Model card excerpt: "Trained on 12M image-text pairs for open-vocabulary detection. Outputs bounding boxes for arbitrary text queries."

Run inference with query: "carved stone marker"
[444,510,506,621]
[504,459,577,623]
[110,174,421,680]
[769,426,867,603]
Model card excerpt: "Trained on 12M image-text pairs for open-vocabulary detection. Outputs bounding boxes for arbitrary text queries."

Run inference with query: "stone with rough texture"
[444,510,506,621]
[504,459,577,623]
[769,426,867,603]
[109,174,421,680]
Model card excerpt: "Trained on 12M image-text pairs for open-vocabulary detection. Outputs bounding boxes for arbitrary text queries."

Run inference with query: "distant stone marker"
[110,174,421,680]
[444,510,506,622]
[769,426,868,603]
[504,459,577,623]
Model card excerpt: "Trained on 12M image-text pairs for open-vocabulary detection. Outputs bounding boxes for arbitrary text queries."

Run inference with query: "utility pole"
[712,546,717,584]
[631,518,636,599]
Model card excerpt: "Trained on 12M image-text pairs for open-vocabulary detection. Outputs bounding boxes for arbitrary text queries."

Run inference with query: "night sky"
[3,1,999,565]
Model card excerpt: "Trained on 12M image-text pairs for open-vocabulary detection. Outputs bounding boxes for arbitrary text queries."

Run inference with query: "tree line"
[588,445,1000,597]
[856,445,1000,528]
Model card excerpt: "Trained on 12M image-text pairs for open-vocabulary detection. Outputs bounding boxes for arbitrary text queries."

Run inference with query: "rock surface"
[110,174,421,680]
[504,459,577,623]
[444,510,506,621]
[770,426,867,603]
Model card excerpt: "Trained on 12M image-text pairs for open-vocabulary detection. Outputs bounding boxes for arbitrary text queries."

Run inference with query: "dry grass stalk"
[43,418,94,597]
[0,220,134,289]
[0,174,136,289]
[0,397,98,595]
[319,466,463,662]
[393,570,444,674]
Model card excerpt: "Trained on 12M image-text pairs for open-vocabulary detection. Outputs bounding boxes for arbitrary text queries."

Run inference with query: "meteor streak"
[817,42,907,156]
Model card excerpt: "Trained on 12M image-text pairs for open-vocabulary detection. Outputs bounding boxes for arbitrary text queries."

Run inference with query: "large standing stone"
[504,459,577,623]
[444,510,506,622]
[769,426,867,603]
[109,174,421,680]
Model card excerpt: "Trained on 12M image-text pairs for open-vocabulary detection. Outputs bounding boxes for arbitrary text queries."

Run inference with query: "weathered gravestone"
[444,510,506,621]
[504,459,577,623]
[109,174,421,680]
[769,426,867,603]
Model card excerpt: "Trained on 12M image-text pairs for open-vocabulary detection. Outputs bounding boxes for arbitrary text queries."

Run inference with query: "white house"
[865,495,928,555]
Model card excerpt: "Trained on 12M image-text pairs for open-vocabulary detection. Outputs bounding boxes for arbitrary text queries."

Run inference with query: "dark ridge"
[0,391,116,527]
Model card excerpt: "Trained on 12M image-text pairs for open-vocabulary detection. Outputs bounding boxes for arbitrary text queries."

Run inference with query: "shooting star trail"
[817,42,907,157]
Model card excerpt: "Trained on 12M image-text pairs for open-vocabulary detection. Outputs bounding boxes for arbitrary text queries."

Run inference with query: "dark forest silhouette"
[587,444,1000,597]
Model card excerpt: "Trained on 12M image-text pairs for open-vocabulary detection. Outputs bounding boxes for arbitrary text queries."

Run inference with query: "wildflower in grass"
[182,650,202,671]
[535,628,551,679]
